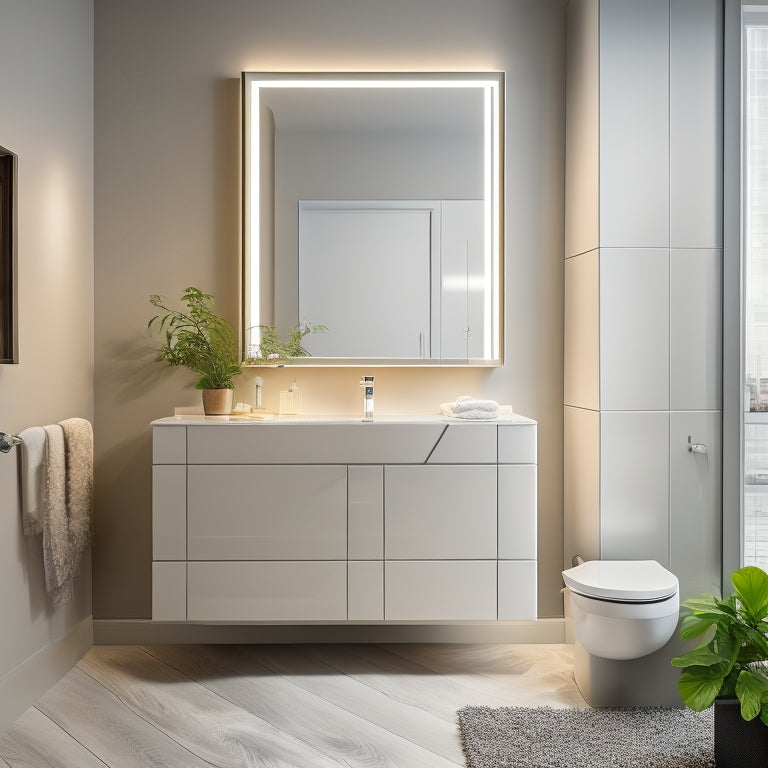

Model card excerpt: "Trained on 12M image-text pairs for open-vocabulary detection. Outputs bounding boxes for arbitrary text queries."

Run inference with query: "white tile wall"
[564,250,600,410]
[669,411,722,599]
[599,0,669,248]
[669,249,723,411]
[564,405,601,564]
[600,411,670,565]
[600,249,669,411]
[669,0,723,249]
[565,0,722,594]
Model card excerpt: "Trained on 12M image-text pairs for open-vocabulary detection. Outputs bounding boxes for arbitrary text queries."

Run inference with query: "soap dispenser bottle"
[290,380,300,414]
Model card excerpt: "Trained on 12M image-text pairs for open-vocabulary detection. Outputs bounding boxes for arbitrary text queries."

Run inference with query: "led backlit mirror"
[242,72,503,365]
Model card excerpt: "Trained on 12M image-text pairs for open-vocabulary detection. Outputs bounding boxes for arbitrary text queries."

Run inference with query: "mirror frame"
[242,71,504,366]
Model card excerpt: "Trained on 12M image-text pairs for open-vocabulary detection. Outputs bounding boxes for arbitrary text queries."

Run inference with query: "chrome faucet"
[360,375,374,421]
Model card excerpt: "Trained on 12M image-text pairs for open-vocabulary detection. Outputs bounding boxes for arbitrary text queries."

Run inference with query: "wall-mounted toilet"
[562,559,682,707]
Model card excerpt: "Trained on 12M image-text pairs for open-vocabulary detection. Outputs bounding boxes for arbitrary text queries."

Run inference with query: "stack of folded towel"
[19,418,94,608]
[441,395,501,420]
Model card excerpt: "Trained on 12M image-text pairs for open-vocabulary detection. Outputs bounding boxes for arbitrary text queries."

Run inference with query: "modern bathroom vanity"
[151,415,537,623]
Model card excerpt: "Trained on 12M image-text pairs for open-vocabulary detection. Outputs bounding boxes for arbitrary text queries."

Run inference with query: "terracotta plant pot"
[715,698,768,768]
[202,388,233,415]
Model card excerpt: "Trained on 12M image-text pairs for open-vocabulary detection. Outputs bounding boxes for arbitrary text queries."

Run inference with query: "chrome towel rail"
[0,432,22,453]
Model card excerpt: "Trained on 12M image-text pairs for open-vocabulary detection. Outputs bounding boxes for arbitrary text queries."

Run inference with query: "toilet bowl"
[562,560,679,661]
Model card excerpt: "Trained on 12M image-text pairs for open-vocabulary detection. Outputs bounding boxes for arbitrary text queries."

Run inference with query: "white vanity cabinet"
[152,416,537,623]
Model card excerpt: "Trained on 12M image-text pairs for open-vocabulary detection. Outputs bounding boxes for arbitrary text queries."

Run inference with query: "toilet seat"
[562,560,678,603]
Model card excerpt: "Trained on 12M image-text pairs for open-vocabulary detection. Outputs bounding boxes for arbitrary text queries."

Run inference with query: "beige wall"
[0,0,94,728]
[94,0,566,618]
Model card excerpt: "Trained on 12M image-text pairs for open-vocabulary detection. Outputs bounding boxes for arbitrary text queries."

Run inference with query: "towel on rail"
[40,418,94,608]
[18,426,46,535]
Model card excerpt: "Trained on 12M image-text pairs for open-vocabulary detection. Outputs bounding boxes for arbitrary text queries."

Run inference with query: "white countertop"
[151,413,536,426]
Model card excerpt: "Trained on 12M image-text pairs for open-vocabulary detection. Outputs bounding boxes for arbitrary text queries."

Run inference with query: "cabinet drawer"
[385,561,497,620]
[187,561,347,621]
[153,426,186,464]
[188,465,346,560]
[427,424,497,463]
[187,423,444,464]
[498,424,537,464]
[385,465,497,559]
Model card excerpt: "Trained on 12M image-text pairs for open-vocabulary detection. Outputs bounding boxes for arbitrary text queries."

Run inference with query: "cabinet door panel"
[188,465,346,560]
[348,561,384,621]
[385,561,497,620]
[498,560,537,620]
[187,561,347,621]
[348,466,383,559]
[153,465,186,560]
[498,465,537,559]
[152,562,187,621]
[385,466,497,559]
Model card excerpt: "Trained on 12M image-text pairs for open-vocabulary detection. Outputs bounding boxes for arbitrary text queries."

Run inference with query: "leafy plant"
[247,320,327,363]
[148,286,242,389]
[671,566,768,724]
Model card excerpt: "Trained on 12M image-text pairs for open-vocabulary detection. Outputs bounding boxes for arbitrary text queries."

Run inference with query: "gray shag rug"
[457,705,714,768]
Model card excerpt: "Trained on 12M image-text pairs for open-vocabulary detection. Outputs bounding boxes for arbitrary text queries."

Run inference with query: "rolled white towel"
[453,398,499,414]
[452,407,499,420]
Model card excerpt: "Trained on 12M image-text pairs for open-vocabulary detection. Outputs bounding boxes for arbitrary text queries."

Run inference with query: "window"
[743,9,768,566]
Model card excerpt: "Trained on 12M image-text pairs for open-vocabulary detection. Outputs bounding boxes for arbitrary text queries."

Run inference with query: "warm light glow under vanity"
[151,414,536,624]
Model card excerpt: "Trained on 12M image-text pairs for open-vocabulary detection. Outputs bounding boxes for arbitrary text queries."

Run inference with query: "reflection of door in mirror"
[298,200,485,360]
[299,202,433,358]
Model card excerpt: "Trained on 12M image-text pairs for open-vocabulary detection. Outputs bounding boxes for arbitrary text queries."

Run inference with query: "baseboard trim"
[93,618,565,645]
[0,616,93,733]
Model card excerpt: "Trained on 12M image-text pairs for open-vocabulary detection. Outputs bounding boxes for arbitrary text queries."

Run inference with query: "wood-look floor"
[0,643,585,767]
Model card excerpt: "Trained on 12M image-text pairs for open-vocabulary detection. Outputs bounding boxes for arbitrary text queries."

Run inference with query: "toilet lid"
[562,560,678,602]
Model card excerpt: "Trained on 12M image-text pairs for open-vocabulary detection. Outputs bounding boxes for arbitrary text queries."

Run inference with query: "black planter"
[715,698,768,767]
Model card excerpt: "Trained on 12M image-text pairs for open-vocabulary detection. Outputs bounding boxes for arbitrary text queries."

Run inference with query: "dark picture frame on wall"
[0,146,17,364]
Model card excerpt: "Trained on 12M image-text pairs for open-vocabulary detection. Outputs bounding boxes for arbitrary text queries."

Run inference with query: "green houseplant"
[148,286,241,414]
[671,565,768,767]
[245,320,327,364]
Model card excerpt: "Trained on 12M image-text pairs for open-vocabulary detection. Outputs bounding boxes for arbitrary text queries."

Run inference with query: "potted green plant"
[671,565,768,767]
[245,320,327,364]
[148,286,241,415]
